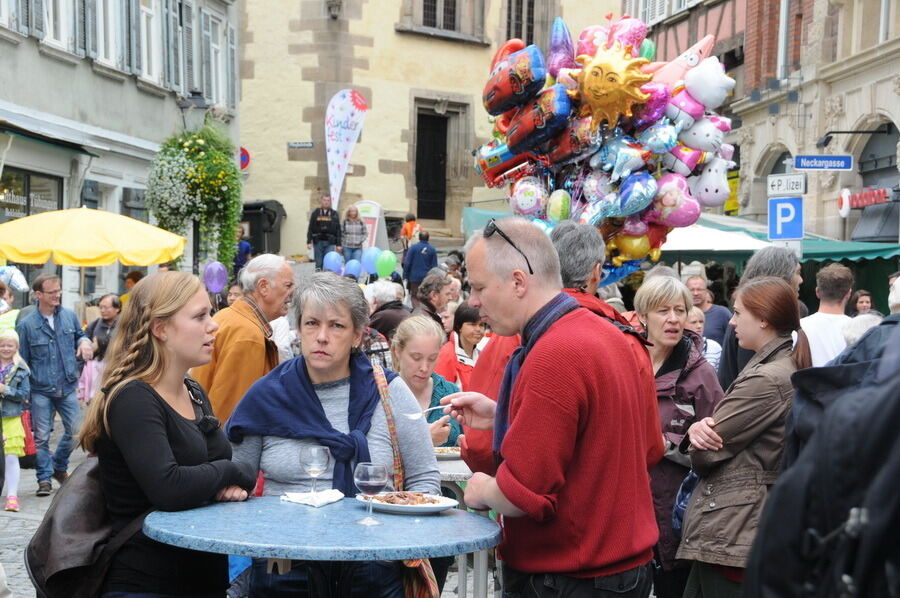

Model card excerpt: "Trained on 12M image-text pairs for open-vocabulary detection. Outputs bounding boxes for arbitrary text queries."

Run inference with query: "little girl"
[0,329,30,512]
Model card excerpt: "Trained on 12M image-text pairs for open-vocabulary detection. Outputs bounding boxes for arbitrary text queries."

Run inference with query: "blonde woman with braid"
[80,271,257,598]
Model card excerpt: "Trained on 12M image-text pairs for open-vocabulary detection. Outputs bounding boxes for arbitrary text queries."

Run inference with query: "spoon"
[401,405,447,420]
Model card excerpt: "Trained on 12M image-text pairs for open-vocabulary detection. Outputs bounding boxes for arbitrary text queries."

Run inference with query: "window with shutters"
[139,0,162,82]
[200,8,227,105]
[398,0,486,43]
[505,0,552,50]
[95,0,120,66]
[641,0,668,25]
[44,0,75,49]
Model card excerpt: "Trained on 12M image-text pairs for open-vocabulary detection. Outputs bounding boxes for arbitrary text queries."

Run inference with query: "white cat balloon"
[678,116,732,153]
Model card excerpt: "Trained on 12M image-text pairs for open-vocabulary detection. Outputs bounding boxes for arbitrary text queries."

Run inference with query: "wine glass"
[353,462,389,526]
[300,445,331,495]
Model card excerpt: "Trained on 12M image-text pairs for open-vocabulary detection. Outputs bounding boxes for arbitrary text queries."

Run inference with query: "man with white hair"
[367,279,409,340]
[192,254,294,421]
[444,217,660,597]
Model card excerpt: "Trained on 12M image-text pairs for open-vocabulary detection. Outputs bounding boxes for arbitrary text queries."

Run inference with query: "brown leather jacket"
[675,335,796,568]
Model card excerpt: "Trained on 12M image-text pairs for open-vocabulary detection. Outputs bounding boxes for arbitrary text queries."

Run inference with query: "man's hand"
[77,342,94,361]
[0,382,6,394]
[215,485,249,502]
[429,415,451,446]
[464,472,494,510]
[440,392,496,430]
[688,417,723,451]
[307,243,313,250]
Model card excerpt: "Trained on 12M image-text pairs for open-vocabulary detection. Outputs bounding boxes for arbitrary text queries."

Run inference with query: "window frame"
[139,0,162,83]
[95,0,120,66]
[0,0,10,28]
[421,0,459,32]
[44,0,75,50]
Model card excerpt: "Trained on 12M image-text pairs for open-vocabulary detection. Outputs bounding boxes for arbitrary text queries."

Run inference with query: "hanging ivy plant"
[146,122,242,268]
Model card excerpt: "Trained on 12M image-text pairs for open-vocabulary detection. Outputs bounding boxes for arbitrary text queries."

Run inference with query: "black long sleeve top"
[306,207,342,246]
[96,379,256,594]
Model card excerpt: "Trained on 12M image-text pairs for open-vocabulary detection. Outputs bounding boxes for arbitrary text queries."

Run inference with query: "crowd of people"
[1,213,899,598]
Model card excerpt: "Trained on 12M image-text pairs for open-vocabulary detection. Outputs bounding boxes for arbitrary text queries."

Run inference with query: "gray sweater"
[231,376,440,497]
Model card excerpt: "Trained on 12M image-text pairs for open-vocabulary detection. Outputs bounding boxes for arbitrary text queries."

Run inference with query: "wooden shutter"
[623,0,639,18]
[85,0,96,57]
[648,0,668,24]
[182,0,195,92]
[29,0,44,39]
[118,0,129,71]
[15,0,29,35]
[226,23,236,111]
[129,0,141,74]
[75,0,86,56]
[169,0,182,91]
[200,9,212,101]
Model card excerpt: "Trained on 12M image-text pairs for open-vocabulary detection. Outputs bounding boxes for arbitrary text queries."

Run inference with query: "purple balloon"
[547,17,576,78]
[203,261,228,294]
[633,82,671,130]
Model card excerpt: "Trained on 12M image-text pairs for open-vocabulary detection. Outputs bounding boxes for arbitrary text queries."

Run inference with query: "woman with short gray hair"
[227,272,439,595]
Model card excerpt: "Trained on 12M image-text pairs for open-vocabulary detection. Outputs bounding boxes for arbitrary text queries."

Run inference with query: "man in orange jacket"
[192,254,294,422]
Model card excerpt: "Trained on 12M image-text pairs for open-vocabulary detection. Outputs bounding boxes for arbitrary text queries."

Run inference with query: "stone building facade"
[238,0,614,256]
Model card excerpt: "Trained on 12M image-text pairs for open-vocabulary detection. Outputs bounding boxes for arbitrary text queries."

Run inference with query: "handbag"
[19,409,36,469]
[671,470,700,540]
[25,456,152,598]
[372,365,440,598]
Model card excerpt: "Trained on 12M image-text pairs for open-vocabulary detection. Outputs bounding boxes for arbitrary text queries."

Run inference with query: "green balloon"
[639,39,656,61]
[375,250,398,278]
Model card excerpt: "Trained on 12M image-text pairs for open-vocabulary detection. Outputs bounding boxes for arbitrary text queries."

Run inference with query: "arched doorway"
[852,122,899,242]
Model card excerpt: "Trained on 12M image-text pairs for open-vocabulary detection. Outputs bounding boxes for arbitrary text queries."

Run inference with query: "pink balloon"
[608,17,648,56]
[642,173,701,228]
[632,82,671,130]
[576,25,609,57]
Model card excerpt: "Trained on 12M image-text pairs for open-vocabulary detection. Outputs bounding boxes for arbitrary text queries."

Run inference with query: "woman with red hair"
[676,277,810,597]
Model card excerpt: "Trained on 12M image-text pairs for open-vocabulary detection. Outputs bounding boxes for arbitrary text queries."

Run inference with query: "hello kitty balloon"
[683,57,736,110]
[678,116,732,153]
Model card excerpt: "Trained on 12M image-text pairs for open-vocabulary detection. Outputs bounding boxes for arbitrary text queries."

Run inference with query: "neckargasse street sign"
[793,155,854,170]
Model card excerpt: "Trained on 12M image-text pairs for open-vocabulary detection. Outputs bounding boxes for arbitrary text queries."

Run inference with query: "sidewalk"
[1,418,88,598]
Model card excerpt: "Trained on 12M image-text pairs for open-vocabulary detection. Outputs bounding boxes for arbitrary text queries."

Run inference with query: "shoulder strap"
[372,365,405,491]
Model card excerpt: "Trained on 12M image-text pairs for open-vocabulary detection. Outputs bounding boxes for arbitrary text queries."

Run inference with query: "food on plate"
[369,492,441,505]
[434,447,461,454]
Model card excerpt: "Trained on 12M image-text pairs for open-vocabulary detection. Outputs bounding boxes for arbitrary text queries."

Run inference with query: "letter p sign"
[768,197,804,241]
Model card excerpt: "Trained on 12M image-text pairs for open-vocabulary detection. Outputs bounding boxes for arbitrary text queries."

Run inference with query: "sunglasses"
[483,219,534,275]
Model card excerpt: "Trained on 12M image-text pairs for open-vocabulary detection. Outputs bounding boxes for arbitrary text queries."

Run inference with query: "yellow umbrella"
[0,206,185,266]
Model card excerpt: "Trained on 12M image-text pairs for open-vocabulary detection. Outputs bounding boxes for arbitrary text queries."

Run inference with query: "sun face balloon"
[571,42,652,132]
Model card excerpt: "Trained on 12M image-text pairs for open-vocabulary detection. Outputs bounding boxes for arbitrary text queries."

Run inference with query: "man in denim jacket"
[16,274,93,496]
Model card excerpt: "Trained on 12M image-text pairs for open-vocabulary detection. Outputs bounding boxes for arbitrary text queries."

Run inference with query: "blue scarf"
[225,352,397,496]
[493,293,579,454]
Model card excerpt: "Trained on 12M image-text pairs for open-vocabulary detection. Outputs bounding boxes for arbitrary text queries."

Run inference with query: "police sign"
[768,197,804,241]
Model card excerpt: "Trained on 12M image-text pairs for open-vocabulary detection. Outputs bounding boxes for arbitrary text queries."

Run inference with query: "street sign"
[768,196,804,240]
[239,146,250,170]
[767,173,807,196]
[793,155,854,170]
[287,141,314,149]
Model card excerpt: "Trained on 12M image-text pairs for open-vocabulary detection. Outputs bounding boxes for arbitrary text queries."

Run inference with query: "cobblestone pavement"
[1,418,88,598]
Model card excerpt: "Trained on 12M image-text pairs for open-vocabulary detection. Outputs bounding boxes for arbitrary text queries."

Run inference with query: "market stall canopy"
[661,223,769,264]
[0,207,186,266]
[696,213,900,263]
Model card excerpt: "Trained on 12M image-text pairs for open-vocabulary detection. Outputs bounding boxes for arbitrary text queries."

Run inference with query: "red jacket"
[495,308,658,577]
[563,289,665,468]
[460,333,520,475]
[434,333,474,390]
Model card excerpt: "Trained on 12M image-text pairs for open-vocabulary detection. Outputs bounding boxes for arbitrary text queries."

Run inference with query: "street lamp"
[815,123,891,149]
[177,89,210,131]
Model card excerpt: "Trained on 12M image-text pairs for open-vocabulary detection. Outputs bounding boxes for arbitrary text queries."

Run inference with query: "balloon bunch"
[474,14,736,284]
[323,247,398,279]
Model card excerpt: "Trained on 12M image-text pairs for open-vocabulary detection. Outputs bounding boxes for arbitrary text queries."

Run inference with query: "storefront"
[851,122,899,243]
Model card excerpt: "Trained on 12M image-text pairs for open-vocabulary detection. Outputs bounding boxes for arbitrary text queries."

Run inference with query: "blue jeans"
[343,247,363,264]
[314,241,336,271]
[248,558,404,598]
[31,390,82,483]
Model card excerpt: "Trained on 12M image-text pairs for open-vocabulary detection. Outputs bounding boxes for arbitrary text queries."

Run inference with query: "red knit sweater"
[495,308,658,577]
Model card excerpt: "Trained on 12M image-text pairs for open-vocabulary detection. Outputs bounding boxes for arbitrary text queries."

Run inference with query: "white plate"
[433,448,461,461]
[356,493,458,514]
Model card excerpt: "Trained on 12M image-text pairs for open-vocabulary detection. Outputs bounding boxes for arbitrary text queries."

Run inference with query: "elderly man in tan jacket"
[193,254,295,422]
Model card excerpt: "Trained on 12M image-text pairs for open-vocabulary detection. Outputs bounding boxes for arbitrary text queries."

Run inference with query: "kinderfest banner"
[325,89,369,210]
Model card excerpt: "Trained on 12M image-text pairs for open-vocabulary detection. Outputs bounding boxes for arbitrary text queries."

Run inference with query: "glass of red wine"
[354,462,389,526]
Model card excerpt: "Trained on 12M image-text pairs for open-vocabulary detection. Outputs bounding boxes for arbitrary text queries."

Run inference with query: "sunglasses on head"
[483,219,534,275]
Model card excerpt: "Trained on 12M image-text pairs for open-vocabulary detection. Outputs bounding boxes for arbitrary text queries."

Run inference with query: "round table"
[143,496,500,561]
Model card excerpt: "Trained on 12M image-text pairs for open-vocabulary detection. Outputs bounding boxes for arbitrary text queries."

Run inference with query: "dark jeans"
[502,563,653,598]
[102,593,223,598]
[248,558,404,598]
[652,565,690,598]
[314,241,336,271]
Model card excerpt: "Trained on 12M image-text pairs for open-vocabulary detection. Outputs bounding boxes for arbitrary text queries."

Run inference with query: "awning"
[0,120,100,157]
[851,200,899,243]
[697,213,900,263]
[662,223,769,264]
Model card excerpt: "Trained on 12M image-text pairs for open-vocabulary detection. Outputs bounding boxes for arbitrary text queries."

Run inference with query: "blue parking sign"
[768,197,804,240]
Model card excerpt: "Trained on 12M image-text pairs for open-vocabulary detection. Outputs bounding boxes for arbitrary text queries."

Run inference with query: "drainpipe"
[776,0,790,80]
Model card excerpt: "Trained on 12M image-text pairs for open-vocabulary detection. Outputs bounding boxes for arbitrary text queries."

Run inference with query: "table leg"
[473,549,489,598]
[457,553,468,598]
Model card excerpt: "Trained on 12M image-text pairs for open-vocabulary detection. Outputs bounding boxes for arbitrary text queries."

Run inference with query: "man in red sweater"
[445,218,661,597]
